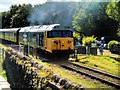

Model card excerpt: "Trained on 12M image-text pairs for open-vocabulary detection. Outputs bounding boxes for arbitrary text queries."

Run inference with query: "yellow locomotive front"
[44,28,74,54]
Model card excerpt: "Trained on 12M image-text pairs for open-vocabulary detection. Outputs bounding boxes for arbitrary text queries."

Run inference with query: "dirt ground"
[103,49,120,58]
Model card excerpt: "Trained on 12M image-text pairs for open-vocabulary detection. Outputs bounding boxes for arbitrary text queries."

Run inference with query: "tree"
[106,1,120,38]
[73,2,119,41]
[72,2,108,37]
[0,4,32,28]
[0,13,2,28]
[10,4,32,28]
[1,11,11,28]
[10,5,20,15]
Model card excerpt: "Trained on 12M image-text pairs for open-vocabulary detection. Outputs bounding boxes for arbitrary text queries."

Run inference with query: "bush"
[108,40,119,49]
[82,36,97,46]
[73,32,80,39]
[108,40,120,53]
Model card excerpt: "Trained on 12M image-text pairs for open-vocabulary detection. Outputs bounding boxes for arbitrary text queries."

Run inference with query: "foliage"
[106,1,120,37]
[72,2,108,36]
[108,40,119,50]
[10,5,20,15]
[73,32,80,39]
[10,4,32,28]
[106,1,120,22]
[1,11,11,28]
[0,48,7,79]
[73,2,119,41]
[108,40,120,54]
[0,4,32,28]
[82,36,97,46]
[118,24,120,36]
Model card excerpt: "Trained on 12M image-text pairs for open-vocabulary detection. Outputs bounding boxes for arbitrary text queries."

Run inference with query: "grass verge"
[0,47,7,80]
[71,55,120,76]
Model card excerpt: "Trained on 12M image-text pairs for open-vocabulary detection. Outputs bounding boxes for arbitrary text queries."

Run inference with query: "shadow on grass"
[80,60,89,64]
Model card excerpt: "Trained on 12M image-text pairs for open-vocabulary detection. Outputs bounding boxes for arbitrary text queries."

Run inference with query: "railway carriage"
[0,28,20,44]
[0,24,74,55]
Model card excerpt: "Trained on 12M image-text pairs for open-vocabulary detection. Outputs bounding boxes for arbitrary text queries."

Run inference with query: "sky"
[0,0,118,12]
[0,0,47,12]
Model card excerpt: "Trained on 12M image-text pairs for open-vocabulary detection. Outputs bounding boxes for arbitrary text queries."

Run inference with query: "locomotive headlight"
[52,40,58,44]
[68,40,72,43]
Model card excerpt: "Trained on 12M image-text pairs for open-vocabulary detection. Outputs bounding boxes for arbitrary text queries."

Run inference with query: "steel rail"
[61,64,120,89]
[70,62,120,80]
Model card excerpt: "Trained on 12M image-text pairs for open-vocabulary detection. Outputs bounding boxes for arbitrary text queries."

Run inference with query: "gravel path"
[103,50,120,58]
[97,49,120,58]
[0,76,10,90]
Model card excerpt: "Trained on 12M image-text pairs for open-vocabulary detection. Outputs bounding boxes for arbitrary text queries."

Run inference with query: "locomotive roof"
[20,24,60,32]
[20,24,71,32]
[0,28,20,32]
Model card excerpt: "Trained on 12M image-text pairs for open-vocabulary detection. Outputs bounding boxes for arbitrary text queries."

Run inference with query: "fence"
[75,46,98,55]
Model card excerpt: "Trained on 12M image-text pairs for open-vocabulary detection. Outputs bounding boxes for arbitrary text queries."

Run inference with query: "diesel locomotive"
[0,24,74,55]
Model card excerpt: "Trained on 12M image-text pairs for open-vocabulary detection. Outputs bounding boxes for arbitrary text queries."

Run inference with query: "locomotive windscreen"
[47,30,73,38]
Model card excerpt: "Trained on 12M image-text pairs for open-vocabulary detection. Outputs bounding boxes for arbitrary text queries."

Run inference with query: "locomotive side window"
[47,31,52,38]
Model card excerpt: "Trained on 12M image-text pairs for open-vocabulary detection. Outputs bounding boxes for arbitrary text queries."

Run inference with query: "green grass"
[0,48,7,80]
[72,55,120,76]
[0,43,12,80]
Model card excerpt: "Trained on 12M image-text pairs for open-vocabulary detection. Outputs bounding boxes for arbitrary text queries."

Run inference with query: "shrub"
[82,36,97,46]
[73,32,80,39]
[108,40,119,50]
[108,40,120,54]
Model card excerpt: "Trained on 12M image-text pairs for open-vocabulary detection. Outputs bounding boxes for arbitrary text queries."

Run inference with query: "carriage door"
[16,29,20,44]
[44,31,47,50]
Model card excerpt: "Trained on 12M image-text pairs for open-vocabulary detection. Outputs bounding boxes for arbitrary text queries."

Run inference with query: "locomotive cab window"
[47,30,72,38]
[52,31,62,37]
[63,31,73,37]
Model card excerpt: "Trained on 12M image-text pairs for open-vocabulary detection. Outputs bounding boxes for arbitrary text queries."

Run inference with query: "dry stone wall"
[3,48,85,89]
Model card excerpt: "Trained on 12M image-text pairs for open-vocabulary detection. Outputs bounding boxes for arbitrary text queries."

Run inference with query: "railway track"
[61,62,120,89]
